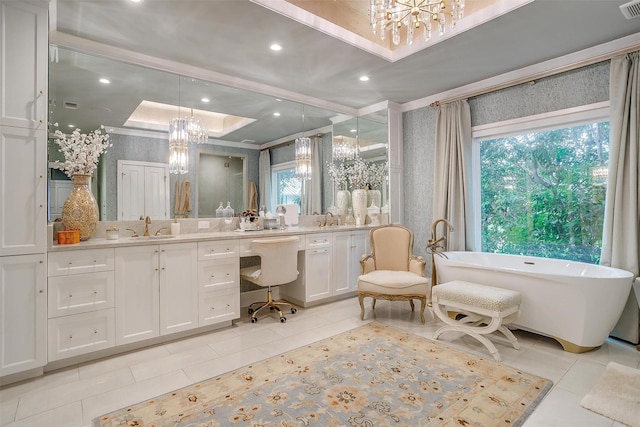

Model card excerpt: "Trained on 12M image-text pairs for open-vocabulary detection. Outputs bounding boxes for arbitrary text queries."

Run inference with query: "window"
[270,161,301,214]
[473,103,609,264]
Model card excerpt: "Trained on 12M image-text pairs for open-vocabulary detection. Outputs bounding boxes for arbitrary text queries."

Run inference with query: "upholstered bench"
[431,280,521,361]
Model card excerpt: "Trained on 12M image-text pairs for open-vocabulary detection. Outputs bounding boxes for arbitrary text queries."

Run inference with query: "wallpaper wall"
[403,60,611,274]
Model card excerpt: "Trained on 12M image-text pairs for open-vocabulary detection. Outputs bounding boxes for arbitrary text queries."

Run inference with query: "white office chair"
[240,236,300,323]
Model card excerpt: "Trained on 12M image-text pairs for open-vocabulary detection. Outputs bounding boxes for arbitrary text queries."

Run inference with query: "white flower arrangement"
[52,124,112,178]
[367,161,388,190]
[328,157,389,191]
[327,160,349,191]
[346,156,369,190]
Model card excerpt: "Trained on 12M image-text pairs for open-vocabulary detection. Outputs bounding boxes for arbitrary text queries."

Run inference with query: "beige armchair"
[358,225,430,324]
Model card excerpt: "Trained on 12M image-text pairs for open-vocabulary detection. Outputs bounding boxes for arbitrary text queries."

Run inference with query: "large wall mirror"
[47,46,389,221]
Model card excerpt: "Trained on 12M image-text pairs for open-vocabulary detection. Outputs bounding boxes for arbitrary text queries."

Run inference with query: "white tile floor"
[1,297,639,427]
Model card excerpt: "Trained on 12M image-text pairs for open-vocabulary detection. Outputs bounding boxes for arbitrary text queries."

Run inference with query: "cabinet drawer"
[48,271,115,318]
[305,234,332,249]
[239,235,305,255]
[47,308,115,361]
[199,287,240,326]
[198,240,239,261]
[198,258,239,291]
[48,248,114,276]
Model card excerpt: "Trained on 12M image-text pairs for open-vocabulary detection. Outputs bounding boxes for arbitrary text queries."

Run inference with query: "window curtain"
[259,149,271,211]
[602,51,640,344]
[433,100,473,251]
[301,135,322,215]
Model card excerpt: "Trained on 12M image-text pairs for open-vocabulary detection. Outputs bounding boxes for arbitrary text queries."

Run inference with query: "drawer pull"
[210,306,215,310]
[68,261,73,265]
[94,290,98,294]
[38,289,43,294]
[94,330,98,334]
[68,335,73,339]
[68,294,73,298]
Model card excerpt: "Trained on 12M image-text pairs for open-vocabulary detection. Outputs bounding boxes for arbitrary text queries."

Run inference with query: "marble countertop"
[48,224,373,252]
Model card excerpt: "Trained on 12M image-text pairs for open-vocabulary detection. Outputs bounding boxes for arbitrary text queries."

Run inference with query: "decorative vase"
[351,189,368,225]
[367,189,381,208]
[336,189,351,217]
[61,174,99,241]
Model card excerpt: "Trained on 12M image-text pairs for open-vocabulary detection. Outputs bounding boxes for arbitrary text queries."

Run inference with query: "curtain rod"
[430,44,640,107]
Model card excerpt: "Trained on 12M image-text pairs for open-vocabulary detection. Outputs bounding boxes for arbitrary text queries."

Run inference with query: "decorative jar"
[351,188,368,223]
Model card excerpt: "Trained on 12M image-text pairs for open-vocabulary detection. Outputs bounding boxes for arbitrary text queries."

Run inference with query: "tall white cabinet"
[0,0,49,378]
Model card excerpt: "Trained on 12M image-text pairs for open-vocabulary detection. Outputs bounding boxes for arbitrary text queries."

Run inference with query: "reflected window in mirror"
[271,161,301,214]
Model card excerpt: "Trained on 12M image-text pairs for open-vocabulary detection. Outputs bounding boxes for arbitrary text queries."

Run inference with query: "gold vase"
[61,174,99,241]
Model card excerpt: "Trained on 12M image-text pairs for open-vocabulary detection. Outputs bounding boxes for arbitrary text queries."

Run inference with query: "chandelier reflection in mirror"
[332,135,357,161]
[369,0,465,46]
[169,117,189,174]
[295,107,312,180]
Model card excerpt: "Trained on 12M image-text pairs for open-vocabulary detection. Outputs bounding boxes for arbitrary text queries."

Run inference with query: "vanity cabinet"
[46,249,115,362]
[197,240,240,326]
[333,230,368,296]
[115,242,198,345]
[0,254,47,376]
[281,233,333,304]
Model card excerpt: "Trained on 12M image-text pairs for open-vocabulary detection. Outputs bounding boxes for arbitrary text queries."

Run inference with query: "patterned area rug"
[94,322,552,426]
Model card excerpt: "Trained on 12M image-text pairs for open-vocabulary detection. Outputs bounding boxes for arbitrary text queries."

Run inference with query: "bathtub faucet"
[427,218,454,287]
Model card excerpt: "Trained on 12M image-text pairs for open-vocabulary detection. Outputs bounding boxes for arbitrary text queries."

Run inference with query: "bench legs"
[432,304,519,362]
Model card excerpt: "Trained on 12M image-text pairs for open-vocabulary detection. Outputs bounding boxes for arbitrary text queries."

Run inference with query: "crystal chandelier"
[332,135,356,161]
[295,136,312,180]
[295,106,312,180]
[369,0,465,46]
[169,117,189,174]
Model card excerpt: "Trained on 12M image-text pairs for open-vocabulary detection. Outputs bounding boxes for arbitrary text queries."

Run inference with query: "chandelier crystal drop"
[369,0,465,46]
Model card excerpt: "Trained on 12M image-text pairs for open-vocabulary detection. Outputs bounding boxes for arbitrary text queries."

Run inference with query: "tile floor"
[1,297,639,427]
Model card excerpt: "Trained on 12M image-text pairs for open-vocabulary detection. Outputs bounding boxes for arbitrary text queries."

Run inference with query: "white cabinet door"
[144,165,169,220]
[333,231,368,296]
[304,247,332,302]
[118,163,145,220]
[0,126,47,255]
[0,254,46,376]
[333,232,351,295]
[0,1,48,130]
[115,246,160,345]
[159,242,198,335]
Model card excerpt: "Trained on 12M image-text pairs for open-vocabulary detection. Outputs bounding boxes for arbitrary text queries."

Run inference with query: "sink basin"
[129,235,177,240]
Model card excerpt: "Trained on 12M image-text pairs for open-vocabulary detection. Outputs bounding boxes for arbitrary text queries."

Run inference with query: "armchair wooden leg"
[359,294,366,320]
[409,299,415,312]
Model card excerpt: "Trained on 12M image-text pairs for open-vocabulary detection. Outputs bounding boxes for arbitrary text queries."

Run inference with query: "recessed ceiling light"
[359,75,370,82]
[273,112,281,117]
[68,124,75,128]
[201,97,210,103]
[99,78,110,84]
[130,0,142,3]
[350,129,357,133]
[270,43,283,51]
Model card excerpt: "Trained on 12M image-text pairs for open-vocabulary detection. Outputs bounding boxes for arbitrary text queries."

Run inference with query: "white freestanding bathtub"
[434,251,634,352]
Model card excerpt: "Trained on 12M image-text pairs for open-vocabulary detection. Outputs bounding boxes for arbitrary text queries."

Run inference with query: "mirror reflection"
[47,46,389,221]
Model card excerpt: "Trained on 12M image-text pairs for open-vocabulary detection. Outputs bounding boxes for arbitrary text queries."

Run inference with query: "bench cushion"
[433,280,521,312]
[358,270,429,296]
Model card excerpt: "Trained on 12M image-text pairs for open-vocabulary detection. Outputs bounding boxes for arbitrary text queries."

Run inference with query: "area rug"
[94,322,552,426]
[580,361,640,427]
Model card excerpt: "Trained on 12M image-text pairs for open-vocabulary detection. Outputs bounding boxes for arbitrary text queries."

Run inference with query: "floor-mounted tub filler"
[434,251,635,353]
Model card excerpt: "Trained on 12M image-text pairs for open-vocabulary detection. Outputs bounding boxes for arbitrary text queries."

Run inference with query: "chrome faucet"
[427,218,454,286]
[143,216,151,236]
[320,211,334,227]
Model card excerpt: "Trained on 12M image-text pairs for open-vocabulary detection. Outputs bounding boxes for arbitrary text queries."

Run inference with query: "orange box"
[57,230,80,245]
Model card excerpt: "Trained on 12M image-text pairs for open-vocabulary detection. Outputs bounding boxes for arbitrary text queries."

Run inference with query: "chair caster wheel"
[248,308,254,315]
[280,317,286,323]
[251,317,258,323]
[291,308,297,314]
